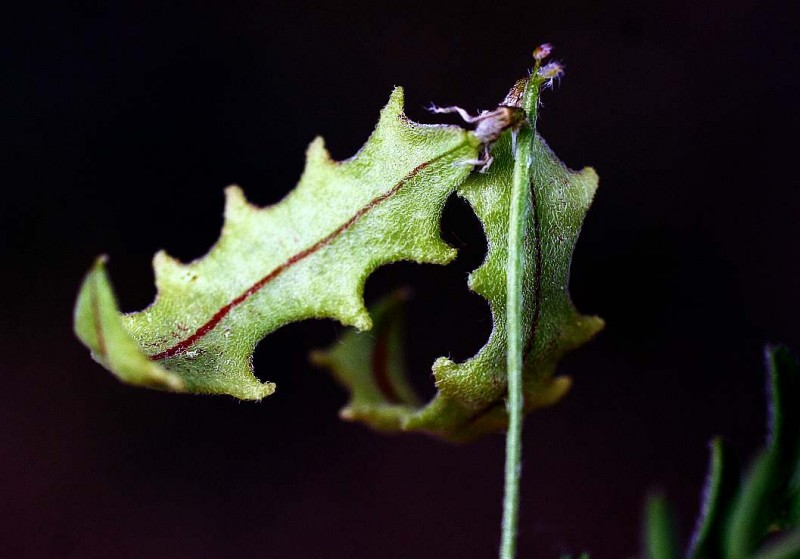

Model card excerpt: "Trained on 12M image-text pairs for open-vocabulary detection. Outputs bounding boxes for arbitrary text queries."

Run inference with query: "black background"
[2,0,798,557]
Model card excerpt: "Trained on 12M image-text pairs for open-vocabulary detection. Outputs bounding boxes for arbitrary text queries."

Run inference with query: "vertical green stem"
[500,75,541,559]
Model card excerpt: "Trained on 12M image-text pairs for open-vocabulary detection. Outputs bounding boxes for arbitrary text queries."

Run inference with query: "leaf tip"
[577,166,600,199]
[352,310,373,331]
[152,247,181,267]
[430,356,455,383]
[528,375,573,409]
[223,184,252,219]
[74,257,187,392]
[74,256,111,353]
[152,249,188,292]
[388,85,405,105]
[381,86,407,123]
[250,381,277,401]
[306,136,335,166]
[583,314,606,337]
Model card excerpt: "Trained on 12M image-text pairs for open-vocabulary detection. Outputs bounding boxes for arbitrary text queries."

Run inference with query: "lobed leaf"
[313,88,603,442]
[75,88,480,399]
[429,130,603,435]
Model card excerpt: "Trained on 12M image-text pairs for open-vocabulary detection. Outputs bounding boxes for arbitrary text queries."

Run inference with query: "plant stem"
[500,72,541,559]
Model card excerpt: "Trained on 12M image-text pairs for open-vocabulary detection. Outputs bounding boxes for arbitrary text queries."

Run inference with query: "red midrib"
[150,159,432,361]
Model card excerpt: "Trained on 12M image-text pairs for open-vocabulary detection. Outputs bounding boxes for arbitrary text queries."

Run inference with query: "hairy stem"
[500,73,541,559]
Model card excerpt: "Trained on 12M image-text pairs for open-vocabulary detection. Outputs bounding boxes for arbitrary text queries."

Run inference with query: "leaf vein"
[150,159,433,360]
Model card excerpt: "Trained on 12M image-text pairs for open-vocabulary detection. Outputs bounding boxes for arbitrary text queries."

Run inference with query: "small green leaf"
[645,494,680,559]
[74,88,480,399]
[724,451,780,558]
[767,346,800,453]
[724,346,800,557]
[688,438,739,559]
[767,345,800,531]
[309,289,421,431]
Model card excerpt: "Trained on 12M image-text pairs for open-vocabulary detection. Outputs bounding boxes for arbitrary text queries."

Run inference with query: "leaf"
[724,345,800,557]
[766,345,800,531]
[310,289,422,431]
[74,88,481,399]
[645,494,680,559]
[313,80,603,442]
[751,528,800,559]
[74,256,186,392]
[687,438,740,559]
[652,346,800,559]
[432,130,603,434]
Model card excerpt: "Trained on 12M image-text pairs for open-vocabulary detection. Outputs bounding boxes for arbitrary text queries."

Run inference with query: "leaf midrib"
[149,149,459,361]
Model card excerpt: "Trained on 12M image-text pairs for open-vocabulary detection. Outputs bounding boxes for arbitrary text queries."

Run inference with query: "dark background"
[2,0,798,557]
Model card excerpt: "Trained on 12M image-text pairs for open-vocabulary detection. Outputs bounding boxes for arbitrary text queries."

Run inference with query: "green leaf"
[309,289,422,431]
[688,438,739,559]
[725,451,780,558]
[74,256,186,392]
[767,345,800,531]
[724,346,800,557]
[645,494,680,559]
[647,346,800,559]
[74,87,480,400]
[313,79,602,442]
[751,528,800,559]
[432,130,603,435]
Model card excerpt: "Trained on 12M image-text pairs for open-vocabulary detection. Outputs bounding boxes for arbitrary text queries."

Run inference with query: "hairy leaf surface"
[74,88,480,399]
[313,109,603,441]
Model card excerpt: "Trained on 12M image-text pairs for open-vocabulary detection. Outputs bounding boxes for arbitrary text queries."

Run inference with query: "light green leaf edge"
[74,88,481,400]
[312,97,603,442]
